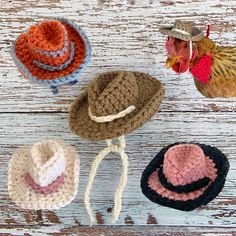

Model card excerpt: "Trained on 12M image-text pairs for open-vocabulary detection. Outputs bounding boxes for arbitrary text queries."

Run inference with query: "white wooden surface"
[0,0,236,235]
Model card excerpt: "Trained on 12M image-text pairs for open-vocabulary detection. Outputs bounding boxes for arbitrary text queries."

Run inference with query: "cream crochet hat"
[8,140,79,210]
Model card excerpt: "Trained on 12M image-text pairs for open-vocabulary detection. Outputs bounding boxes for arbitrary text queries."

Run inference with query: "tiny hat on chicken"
[8,140,79,210]
[160,20,204,41]
[11,17,91,94]
[141,143,229,211]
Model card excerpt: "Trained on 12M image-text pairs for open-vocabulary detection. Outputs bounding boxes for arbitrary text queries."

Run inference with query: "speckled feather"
[193,38,236,97]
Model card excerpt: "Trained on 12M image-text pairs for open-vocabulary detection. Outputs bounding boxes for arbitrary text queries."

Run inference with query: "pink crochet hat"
[141,143,229,211]
[8,140,79,210]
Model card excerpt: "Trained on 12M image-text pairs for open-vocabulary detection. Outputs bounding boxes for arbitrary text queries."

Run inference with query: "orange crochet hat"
[11,18,91,94]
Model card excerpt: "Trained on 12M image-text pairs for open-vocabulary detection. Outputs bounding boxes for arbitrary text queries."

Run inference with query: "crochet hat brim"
[8,145,79,210]
[141,143,229,211]
[159,26,204,41]
[11,17,91,88]
[69,71,164,141]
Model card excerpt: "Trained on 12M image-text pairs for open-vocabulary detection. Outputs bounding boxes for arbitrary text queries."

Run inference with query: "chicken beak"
[166,55,183,68]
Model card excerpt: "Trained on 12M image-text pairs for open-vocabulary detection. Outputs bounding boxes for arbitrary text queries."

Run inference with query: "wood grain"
[0,0,236,113]
[0,0,235,234]
[1,226,236,236]
[0,113,236,228]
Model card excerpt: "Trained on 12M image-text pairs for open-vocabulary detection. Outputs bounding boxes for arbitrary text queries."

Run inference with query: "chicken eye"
[184,43,188,48]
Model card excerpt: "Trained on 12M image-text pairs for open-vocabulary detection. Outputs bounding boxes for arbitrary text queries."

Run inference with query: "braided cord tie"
[84,135,128,225]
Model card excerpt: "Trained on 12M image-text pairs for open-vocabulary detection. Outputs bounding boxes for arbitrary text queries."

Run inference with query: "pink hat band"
[158,144,210,193]
[25,173,64,195]
[25,140,66,194]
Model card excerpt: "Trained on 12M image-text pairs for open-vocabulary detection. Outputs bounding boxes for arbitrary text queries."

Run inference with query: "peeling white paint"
[0,0,235,232]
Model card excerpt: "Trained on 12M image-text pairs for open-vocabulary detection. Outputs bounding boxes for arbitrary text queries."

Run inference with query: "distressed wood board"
[0,0,235,235]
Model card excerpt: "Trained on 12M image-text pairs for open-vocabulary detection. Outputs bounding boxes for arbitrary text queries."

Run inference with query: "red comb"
[206,25,210,38]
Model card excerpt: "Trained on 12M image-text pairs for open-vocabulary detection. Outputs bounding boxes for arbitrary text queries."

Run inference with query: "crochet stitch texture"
[160,20,204,42]
[11,17,91,94]
[141,143,229,211]
[69,70,164,225]
[69,71,164,141]
[8,140,79,210]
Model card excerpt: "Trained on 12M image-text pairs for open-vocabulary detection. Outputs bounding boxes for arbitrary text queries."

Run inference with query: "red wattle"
[172,59,190,74]
[172,63,179,73]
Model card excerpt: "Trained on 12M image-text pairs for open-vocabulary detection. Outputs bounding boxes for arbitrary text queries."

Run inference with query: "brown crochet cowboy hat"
[69,70,164,141]
[69,70,163,225]
[160,20,204,41]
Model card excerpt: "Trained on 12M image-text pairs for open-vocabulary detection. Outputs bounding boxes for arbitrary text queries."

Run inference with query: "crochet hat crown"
[26,140,66,193]
[163,144,208,186]
[160,20,204,41]
[28,20,73,70]
[173,20,194,35]
[88,72,139,119]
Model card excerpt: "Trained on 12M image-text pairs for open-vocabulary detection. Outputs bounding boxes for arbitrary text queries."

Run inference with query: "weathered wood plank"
[0,112,235,226]
[1,0,236,233]
[1,225,236,236]
[0,0,235,112]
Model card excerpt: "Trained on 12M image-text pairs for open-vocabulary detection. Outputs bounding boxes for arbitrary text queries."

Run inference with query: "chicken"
[161,21,236,98]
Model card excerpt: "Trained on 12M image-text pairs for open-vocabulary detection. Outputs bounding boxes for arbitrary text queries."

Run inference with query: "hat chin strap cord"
[84,135,128,225]
[188,40,193,72]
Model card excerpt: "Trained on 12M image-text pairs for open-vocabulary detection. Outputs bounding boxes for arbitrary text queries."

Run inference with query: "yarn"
[141,143,229,211]
[25,174,64,195]
[163,144,208,186]
[84,136,128,225]
[11,17,91,92]
[160,20,204,42]
[147,144,218,201]
[33,42,75,72]
[88,105,136,123]
[28,21,70,66]
[8,140,79,210]
[69,71,164,141]
[27,140,66,187]
[189,54,212,83]
[158,167,210,193]
[69,71,164,224]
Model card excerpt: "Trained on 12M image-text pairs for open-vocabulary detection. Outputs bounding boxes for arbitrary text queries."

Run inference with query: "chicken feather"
[194,38,236,97]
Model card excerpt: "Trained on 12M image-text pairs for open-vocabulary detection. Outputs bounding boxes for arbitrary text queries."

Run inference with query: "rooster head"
[165,36,199,73]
